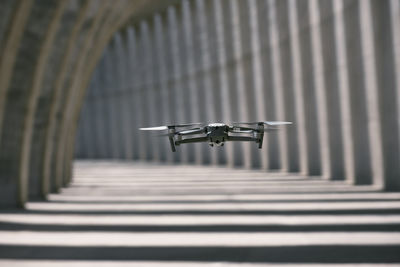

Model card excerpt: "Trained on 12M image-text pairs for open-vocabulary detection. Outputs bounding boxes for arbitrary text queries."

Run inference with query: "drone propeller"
[140,126,169,131]
[233,121,292,126]
[154,128,205,137]
[178,128,205,135]
[139,123,202,131]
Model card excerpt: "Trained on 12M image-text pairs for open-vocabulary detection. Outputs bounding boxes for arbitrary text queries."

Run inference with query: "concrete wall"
[77,0,400,191]
[0,0,178,208]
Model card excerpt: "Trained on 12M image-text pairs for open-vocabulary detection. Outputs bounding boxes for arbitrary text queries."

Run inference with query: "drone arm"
[175,136,209,145]
[228,126,256,132]
[227,136,257,142]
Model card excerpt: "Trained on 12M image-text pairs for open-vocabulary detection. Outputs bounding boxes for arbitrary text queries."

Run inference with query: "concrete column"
[111,37,126,159]
[332,0,355,183]
[195,0,218,165]
[0,0,33,140]
[315,0,346,180]
[247,0,268,170]
[236,0,262,169]
[126,26,141,160]
[223,0,247,168]
[96,56,111,158]
[359,0,384,187]
[182,1,202,164]
[135,26,149,161]
[148,19,167,163]
[84,82,97,159]
[288,0,309,175]
[118,32,133,160]
[296,0,322,176]
[270,0,300,173]
[309,0,331,179]
[167,7,185,163]
[139,22,158,161]
[212,0,231,166]
[78,96,90,158]
[267,0,289,171]
[342,0,373,184]
[256,0,280,170]
[175,4,195,164]
[154,15,173,163]
[369,0,400,190]
[189,1,209,165]
[386,0,400,190]
[113,33,129,159]
[91,63,107,158]
[103,48,120,159]
[392,0,400,158]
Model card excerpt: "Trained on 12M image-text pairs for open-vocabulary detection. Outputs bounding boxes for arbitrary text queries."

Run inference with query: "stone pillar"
[141,21,159,162]
[296,0,322,176]
[359,0,384,187]
[126,26,141,160]
[308,0,331,179]
[91,62,108,158]
[167,7,186,163]
[341,0,373,184]
[256,0,280,170]
[370,0,400,190]
[190,1,209,165]
[273,0,300,173]
[288,0,309,175]
[175,4,195,164]
[333,0,356,183]
[118,32,133,159]
[154,15,173,162]
[212,0,231,166]
[195,0,219,165]
[267,0,289,171]
[78,95,90,158]
[103,48,119,158]
[318,0,345,181]
[222,0,246,167]
[113,33,129,159]
[149,19,167,162]
[182,1,202,164]
[236,0,262,169]
[385,0,400,190]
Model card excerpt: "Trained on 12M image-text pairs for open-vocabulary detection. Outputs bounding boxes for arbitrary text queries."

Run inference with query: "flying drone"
[140,121,292,152]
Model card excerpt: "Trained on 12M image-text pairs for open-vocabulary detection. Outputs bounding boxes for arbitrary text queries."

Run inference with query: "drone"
[140,121,292,152]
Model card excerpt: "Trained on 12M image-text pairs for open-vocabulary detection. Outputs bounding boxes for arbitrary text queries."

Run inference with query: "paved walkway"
[0,161,400,266]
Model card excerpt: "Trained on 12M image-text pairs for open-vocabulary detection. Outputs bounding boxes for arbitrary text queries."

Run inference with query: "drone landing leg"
[258,132,264,149]
[169,137,176,152]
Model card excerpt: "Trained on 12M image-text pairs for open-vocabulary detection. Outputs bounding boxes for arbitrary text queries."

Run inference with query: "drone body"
[140,121,292,152]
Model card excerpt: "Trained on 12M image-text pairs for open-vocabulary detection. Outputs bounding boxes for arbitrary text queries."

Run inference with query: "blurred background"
[0,0,400,265]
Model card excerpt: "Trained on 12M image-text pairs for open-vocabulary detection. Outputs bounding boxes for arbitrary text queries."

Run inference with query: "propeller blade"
[233,121,292,126]
[178,128,205,135]
[139,126,168,131]
[264,121,292,126]
[139,123,203,131]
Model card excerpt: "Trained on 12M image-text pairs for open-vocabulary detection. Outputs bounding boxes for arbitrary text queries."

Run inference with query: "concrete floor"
[0,161,400,266]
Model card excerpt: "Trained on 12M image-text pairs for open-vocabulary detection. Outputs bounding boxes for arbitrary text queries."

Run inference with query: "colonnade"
[76,0,400,190]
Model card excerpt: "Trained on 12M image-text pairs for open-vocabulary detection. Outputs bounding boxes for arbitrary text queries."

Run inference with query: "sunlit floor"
[0,161,400,266]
